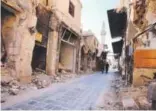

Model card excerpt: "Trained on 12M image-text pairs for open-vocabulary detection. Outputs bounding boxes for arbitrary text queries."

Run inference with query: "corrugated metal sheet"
[112,39,124,55]
[134,50,156,68]
[107,9,127,38]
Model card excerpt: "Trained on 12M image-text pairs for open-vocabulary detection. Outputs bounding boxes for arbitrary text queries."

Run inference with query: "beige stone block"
[19,75,31,84]
[133,68,156,86]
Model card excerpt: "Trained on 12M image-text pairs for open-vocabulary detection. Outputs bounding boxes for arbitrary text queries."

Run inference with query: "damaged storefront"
[32,6,81,75]
[32,4,52,71]
[1,0,82,83]
[58,23,80,74]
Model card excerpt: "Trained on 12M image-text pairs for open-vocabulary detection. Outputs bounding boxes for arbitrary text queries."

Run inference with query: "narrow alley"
[2,72,120,110]
[1,0,156,110]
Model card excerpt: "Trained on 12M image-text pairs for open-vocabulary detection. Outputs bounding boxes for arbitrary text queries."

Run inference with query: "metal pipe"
[134,22,156,39]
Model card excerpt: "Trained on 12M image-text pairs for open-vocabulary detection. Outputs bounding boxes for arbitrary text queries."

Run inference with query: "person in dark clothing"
[100,59,104,74]
[105,62,109,73]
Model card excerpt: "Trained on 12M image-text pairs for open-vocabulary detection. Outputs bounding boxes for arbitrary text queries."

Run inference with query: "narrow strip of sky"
[81,0,120,51]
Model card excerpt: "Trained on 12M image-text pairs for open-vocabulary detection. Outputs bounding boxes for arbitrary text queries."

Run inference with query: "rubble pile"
[110,76,151,110]
[1,77,21,103]
[111,77,126,96]
[119,85,151,110]
[95,77,124,110]
[32,70,80,84]
[32,74,51,89]
[102,76,151,110]
[97,92,123,110]
[52,73,79,83]
[58,63,72,74]
[1,68,80,104]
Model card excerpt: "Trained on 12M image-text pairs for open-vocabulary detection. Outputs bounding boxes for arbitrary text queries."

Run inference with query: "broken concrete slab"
[122,96,139,110]
[8,80,20,88]
[137,96,151,110]
[1,75,14,86]
[9,88,19,95]
[32,74,51,89]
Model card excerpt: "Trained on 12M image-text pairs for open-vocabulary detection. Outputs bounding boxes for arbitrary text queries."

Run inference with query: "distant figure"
[105,62,109,73]
[100,59,104,74]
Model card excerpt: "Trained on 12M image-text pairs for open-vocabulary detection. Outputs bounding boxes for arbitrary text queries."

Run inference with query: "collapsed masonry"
[1,1,81,83]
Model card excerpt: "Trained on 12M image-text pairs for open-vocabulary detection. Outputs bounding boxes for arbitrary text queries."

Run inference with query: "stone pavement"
[3,72,118,110]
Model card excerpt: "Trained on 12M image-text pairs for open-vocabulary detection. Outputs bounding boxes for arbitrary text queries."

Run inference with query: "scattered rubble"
[1,74,14,86]
[9,88,19,95]
[118,81,151,110]
[122,96,139,110]
[1,96,6,103]
[1,87,9,93]
[1,68,81,104]
[95,76,124,110]
[98,75,152,110]
[8,80,20,88]
[137,96,151,110]
[32,74,51,89]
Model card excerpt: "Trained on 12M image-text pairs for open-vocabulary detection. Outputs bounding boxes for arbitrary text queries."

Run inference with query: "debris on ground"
[137,96,151,110]
[118,82,151,109]
[1,68,81,104]
[9,88,19,95]
[58,63,72,74]
[122,96,139,110]
[96,91,123,110]
[96,74,151,110]
[1,74,14,86]
[95,76,124,110]
[32,74,51,89]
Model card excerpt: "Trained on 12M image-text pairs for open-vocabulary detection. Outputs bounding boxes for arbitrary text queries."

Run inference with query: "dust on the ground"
[95,75,151,110]
[95,76,124,110]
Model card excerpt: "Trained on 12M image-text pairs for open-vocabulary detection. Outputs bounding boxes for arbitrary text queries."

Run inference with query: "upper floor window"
[69,1,75,17]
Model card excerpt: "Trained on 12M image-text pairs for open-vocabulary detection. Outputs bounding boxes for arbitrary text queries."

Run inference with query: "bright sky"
[81,0,120,52]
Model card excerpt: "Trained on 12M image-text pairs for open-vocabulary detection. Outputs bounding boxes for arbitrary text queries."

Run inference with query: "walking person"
[105,61,109,74]
[100,59,104,74]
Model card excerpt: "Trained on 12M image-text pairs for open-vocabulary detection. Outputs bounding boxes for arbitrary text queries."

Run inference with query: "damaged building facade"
[1,0,82,83]
[33,0,82,76]
[1,0,38,83]
[116,0,156,86]
[80,31,99,72]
